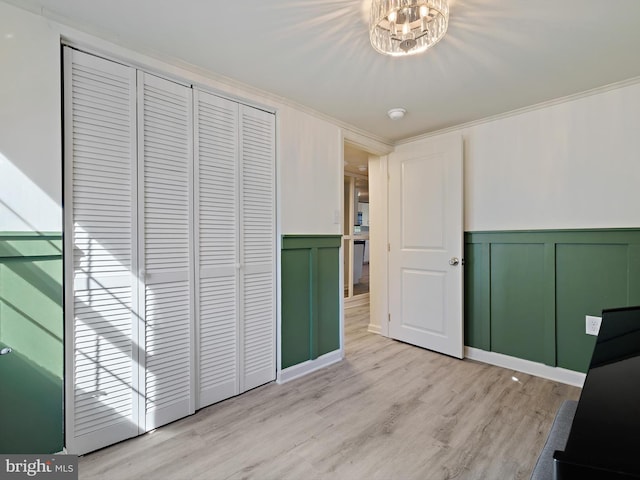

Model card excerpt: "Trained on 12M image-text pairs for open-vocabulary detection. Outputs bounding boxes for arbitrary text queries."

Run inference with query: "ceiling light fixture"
[387,108,406,120]
[370,0,449,57]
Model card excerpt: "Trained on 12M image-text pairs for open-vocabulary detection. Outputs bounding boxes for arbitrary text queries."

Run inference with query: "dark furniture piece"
[552,306,640,479]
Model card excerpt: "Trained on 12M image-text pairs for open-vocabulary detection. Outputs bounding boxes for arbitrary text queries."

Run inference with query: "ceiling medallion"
[370,0,449,57]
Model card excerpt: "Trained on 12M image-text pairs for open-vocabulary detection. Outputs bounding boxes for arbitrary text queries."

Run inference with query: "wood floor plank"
[79,302,580,479]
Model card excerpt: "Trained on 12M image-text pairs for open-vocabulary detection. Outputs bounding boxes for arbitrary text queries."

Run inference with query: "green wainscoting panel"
[556,244,629,372]
[1,260,63,376]
[317,246,340,356]
[281,235,341,369]
[630,245,640,306]
[464,243,490,350]
[0,233,63,454]
[0,347,62,454]
[281,248,312,367]
[490,243,550,364]
[465,229,640,374]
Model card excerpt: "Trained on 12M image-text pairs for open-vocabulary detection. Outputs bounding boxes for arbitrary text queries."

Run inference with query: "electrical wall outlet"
[585,315,602,336]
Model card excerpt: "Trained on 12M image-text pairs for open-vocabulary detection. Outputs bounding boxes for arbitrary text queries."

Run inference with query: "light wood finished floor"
[79,304,580,480]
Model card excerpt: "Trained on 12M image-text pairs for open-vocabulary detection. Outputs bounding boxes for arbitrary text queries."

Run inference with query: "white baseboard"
[465,347,586,388]
[367,324,382,334]
[277,350,343,384]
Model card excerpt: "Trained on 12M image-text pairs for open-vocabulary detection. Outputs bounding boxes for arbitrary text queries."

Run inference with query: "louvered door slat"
[64,48,139,455]
[195,91,239,408]
[239,106,276,392]
[139,72,194,431]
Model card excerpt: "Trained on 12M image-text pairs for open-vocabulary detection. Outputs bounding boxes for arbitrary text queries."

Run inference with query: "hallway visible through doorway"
[353,262,369,296]
[344,143,370,303]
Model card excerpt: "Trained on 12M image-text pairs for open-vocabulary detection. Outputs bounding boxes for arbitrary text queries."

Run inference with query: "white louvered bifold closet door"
[194,91,240,408]
[65,48,276,454]
[138,72,195,430]
[239,105,276,391]
[63,48,140,455]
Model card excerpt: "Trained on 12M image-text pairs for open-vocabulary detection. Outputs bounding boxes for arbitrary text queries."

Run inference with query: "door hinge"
[388,313,391,323]
[387,243,391,252]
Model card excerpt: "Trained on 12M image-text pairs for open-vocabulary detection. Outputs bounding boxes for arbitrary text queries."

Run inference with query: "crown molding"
[5,0,394,152]
[396,75,640,146]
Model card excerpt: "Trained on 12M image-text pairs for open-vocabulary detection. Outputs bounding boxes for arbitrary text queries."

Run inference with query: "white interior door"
[195,90,240,408]
[388,134,463,358]
[138,72,195,430]
[64,48,140,454]
[239,105,276,391]
[195,96,276,404]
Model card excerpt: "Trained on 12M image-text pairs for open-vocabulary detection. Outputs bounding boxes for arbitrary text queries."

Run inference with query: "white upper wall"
[0,1,342,235]
[403,81,640,231]
[278,108,342,234]
[0,3,61,232]
[2,1,639,236]
[278,108,343,234]
[465,82,640,231]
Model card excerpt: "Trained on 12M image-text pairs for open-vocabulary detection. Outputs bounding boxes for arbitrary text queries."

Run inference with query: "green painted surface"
[317,247,340,356]
[542,243,557,366]
[0,233,63,453]
[490,243,548,364]
[0,235,62,259]
[281,235,341,369]
[0,346,62,454]
[280,248,312,368]
[282,235,342,250]
[464,243,490,350]
[465,229,640,374]
[629,245,640,306]
[556,244,628,372]
[467,228,640,245]
[1,259,63,376]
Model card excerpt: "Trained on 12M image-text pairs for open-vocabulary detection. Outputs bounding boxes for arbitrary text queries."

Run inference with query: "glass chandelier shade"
[370,0,449,56]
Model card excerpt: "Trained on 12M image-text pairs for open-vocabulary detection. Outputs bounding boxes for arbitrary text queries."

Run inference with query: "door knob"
[0,347,12,355]
[449,257,460,266]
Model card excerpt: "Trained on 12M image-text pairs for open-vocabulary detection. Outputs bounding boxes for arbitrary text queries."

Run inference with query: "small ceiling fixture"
[358,165,367,172]
[370,0,449,57]
[387,108,406,120]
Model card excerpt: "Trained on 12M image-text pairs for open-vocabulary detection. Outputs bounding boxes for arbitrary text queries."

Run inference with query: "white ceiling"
[7,0,640,144]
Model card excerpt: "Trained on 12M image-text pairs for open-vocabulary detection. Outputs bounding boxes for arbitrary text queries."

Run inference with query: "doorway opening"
[343,144,370,307]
